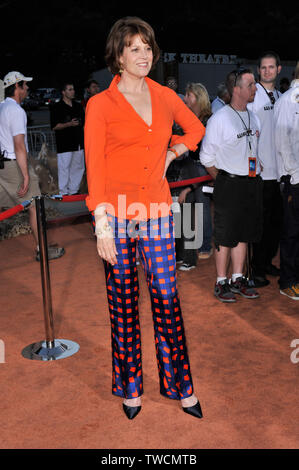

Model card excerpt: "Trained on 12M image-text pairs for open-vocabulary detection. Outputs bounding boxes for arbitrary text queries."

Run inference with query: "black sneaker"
[230,276,259,299]
[36,245,65,262]
[214,279,236,303]
[252,275,270,288]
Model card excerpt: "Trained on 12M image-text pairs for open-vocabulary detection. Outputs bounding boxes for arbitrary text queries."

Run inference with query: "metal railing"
[27,125,57,158]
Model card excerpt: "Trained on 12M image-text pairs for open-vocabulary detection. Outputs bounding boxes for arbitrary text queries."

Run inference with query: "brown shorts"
[0,159,41,207]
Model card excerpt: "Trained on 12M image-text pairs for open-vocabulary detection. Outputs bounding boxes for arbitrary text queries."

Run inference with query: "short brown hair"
[258,51,280,68]
[225,68,254,98]
[105,17,160,75]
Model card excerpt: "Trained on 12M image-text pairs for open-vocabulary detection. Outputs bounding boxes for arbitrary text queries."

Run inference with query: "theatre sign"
[163,52,238,65]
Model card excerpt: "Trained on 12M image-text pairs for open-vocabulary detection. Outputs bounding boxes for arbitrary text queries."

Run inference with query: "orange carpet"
[0,220,298,449]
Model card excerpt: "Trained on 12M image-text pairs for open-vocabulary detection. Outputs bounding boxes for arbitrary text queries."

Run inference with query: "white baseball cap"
[3,71,33,88]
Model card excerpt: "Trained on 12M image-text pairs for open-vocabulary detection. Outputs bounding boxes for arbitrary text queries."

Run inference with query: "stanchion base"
[21,339,80,361]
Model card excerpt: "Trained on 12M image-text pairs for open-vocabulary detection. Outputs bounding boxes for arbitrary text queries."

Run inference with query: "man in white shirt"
[273,62,299,300]
[211,82,230,114]
[0,71,64,261]
[247,51,282,288]
[200,68,263,303]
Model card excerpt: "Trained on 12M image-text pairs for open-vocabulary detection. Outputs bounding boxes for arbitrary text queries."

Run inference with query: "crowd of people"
[166,53,299,304]
[0,75,100,259]
[0,16,298,420]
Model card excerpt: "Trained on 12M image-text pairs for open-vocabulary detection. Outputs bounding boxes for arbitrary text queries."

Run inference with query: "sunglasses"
[233,68,245,86]
[232,68,253,86]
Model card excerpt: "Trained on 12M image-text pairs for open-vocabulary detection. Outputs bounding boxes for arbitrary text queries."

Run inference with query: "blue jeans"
[194,161,212,253]
[175,159,213,264]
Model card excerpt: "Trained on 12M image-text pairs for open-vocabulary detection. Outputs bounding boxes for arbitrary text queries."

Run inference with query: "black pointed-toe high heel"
[123,404,141,420]
[182,401,203,419]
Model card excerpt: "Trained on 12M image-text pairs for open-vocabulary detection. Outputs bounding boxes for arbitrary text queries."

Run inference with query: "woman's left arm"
[167,88,206,151]
[162,89,205,178]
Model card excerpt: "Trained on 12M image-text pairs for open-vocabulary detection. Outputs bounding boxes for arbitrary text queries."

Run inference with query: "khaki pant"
[0,160,41,207]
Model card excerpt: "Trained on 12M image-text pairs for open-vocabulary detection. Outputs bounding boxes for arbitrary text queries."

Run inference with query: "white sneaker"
[179,263,196,271]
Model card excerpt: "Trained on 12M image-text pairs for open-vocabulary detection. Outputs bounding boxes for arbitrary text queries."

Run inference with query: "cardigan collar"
[108,74,162,94]
[108,74,158,128]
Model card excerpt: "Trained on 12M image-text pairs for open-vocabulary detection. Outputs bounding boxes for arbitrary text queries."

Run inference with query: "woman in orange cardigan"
[85,16,205,420]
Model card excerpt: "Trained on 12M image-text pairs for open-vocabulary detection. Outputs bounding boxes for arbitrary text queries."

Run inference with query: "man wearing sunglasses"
[247,51,282,288]
[200,68,263,303]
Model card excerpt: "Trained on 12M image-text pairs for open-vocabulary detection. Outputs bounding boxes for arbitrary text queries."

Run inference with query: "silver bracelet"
[95,222,113,238]
[94,205,107,217]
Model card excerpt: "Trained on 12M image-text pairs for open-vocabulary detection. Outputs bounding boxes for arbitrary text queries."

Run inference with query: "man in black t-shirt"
[82,79,100,110]
[50,83,85,195]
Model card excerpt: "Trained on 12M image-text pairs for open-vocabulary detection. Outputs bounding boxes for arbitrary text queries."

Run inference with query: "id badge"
[248,157,257,177]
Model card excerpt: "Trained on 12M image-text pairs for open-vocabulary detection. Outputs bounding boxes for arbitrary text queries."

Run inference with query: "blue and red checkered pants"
[103,213,194,400]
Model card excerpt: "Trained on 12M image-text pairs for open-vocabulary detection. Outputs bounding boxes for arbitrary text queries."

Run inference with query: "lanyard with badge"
[229,104,257,177]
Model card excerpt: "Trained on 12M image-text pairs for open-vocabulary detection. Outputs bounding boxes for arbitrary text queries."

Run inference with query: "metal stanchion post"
[22,196,80,361]
[246,242,255,286]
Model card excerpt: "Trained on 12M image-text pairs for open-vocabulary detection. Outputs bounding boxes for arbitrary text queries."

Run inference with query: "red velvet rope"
[61,175,213,199]
[0,176,213,221]
[168,174,213,188]
[61,194,87,202]
[0,202,30,222]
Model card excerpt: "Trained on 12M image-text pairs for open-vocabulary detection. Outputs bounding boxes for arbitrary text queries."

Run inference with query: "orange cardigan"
[84,75,205,219]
